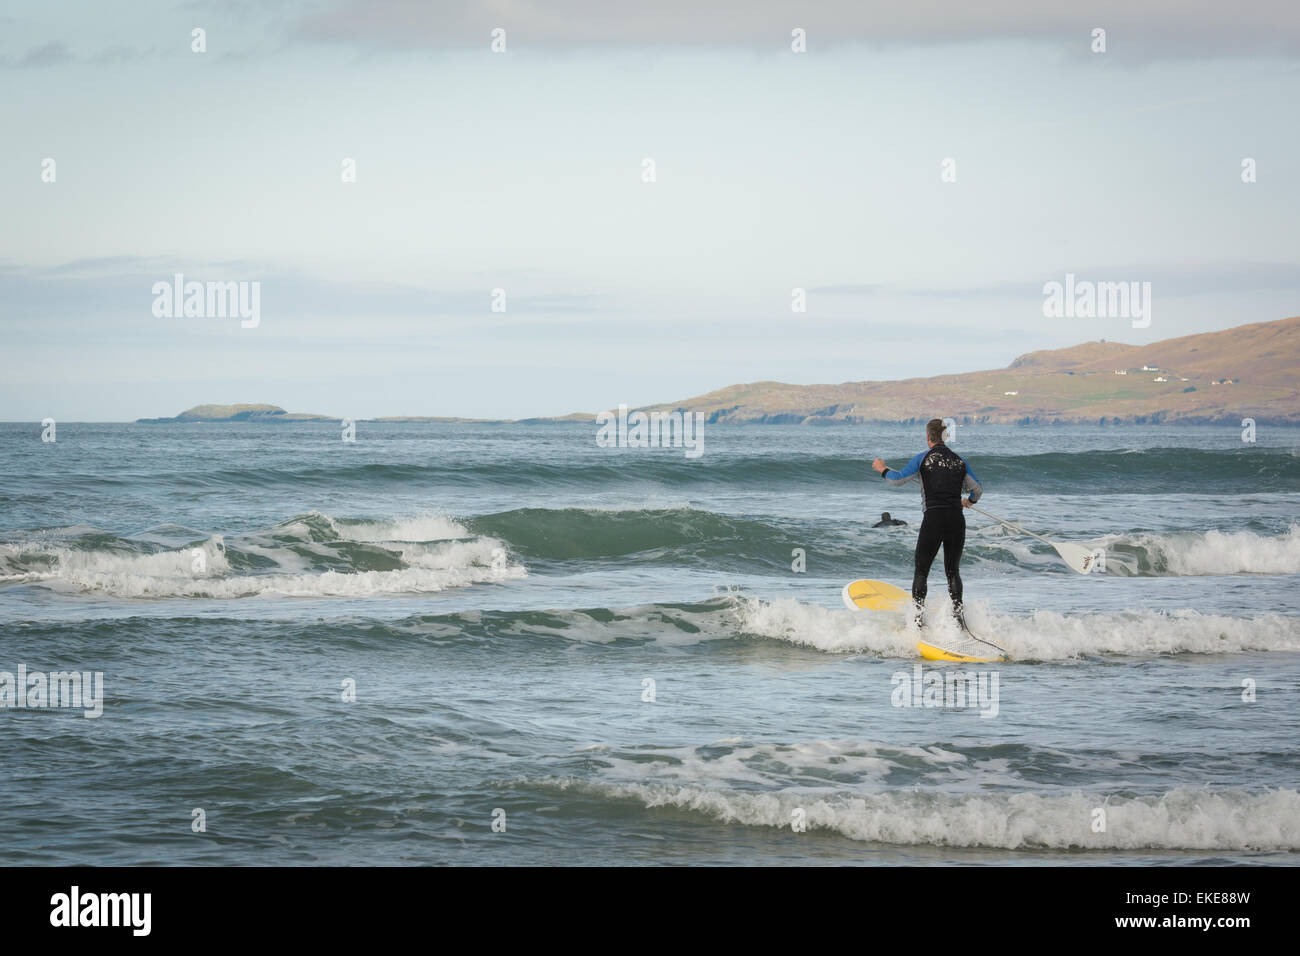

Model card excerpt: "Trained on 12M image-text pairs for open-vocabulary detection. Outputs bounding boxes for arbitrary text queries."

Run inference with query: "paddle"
[888,473,1097,574]
[969,505,1097,574]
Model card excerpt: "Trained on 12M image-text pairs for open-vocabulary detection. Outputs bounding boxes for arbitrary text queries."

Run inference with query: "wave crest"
[0,513,522,598]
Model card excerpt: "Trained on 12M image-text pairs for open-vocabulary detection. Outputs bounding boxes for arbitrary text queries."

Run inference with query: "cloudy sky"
[2,0,1298,420]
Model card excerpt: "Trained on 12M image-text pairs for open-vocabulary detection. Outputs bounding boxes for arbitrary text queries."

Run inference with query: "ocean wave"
[7,506,1299,582]
[467,506,789,563]
[731,596,1300,658]
[540,737,1300,850]
[0,512,523,598]
[335,514,470,542]
[1092,525,1300,576]
[25,446,1300,494]
[466,507,1300,577]
[560,779,1300,850]
[24,595,1282,660]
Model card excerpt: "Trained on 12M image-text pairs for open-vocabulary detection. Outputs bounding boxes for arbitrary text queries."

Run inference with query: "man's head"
[881,512,891,522]
[925,418,945,447]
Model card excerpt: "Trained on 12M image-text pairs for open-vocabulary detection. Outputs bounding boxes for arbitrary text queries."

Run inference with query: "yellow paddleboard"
[918,640,1006,664]
[840,578,911,612]
[842,579,1009,662]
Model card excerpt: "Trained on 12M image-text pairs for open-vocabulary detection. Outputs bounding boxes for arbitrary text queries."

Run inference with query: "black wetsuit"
[878,443,983,611]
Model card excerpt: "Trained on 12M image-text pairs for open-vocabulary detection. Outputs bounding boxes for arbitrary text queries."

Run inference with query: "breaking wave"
[0,511,523,598]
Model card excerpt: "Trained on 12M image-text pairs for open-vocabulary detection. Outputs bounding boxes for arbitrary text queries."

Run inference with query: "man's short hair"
[926,418,945,443]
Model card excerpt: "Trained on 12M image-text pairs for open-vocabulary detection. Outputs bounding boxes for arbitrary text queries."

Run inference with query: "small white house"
[1114,369,1127,375]
[1142,365,1158,371]
[1004,390,1019,396]
[1154,376,1168,382]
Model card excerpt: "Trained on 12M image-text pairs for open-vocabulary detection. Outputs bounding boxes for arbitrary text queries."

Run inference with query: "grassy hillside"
[641,316,1300,425]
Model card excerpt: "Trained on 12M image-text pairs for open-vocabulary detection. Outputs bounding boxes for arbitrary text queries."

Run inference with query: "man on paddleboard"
[871,419,983,629]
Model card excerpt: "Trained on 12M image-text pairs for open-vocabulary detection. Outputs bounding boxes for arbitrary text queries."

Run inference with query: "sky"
[2,0,1298,420]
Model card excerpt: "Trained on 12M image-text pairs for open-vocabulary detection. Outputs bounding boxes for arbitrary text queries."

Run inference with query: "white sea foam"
[570,780,1300,850]
[560,737,1300,849]
[0,535,231,585]
[732,596,918,656]
[589,739,971,788]
[967,524,1300,576]
[1100,525,1300,576]
[168,561,524,599]
[731,596,1300,659]
[335,514,470,542]
[59,557,523,600]
[2,528,523,598]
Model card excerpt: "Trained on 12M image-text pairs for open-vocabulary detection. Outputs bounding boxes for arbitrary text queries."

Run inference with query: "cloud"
[5,256,1292,328]
[8,41,73,68]
[0,41,157,68]
[287,0,1300,59]
[810,261,1300,300]
[37,255,182,276]
[92,44,141,65]
[0,256,609,321]
[809,284,887,295]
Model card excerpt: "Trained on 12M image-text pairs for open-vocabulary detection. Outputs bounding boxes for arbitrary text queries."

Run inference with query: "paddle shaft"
[898,475,1068,555]
[968,505,1059,547]
[898,475,1058,546]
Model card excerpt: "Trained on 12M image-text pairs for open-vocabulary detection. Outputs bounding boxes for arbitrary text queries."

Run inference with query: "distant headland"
[137,315,1299,426]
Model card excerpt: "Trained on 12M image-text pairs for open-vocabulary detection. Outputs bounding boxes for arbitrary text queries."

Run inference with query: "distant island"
[136,403,592,425]
[138,315,1300,426]
[136,403,336,424]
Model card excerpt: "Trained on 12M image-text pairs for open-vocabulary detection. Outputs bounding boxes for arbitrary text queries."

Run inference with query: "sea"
[1,420,1297,865]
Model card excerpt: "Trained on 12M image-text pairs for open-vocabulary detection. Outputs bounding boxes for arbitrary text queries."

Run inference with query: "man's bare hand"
[962,498,974,508]
[872,458,887,473]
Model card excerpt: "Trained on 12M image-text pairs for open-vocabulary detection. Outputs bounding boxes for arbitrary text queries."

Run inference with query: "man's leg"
[911,511,942,623]
[941,509,967,615]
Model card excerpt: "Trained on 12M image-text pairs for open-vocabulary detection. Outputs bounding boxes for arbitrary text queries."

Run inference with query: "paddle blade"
[1053,541,1098,574]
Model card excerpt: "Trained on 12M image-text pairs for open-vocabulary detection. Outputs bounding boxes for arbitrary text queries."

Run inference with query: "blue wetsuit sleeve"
[882,450,926,487]
[961,456,983,503]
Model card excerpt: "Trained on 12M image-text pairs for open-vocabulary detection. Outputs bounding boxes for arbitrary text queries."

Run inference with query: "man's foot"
[911,603,925,629]
[952,603,969,633]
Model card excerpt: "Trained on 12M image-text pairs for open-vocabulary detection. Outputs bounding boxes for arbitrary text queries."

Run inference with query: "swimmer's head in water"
[880,512,891,521]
